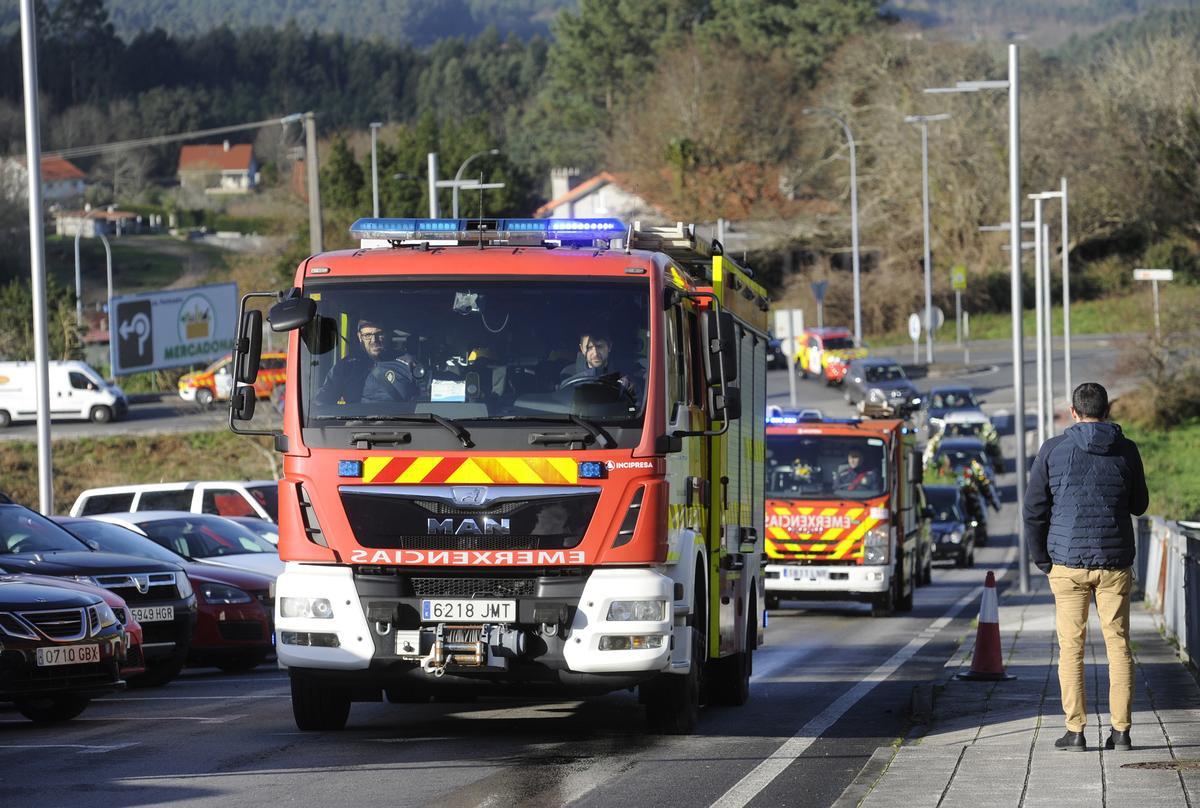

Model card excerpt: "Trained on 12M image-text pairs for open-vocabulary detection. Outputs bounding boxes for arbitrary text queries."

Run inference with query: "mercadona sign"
[110,282,238,374]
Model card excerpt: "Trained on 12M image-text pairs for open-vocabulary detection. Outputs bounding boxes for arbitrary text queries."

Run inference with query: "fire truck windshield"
[298,279,650,430]
[766,435,888,500]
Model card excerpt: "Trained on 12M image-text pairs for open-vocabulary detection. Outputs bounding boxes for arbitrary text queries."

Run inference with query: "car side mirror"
[235,309,263,385]
[231,385,256,422]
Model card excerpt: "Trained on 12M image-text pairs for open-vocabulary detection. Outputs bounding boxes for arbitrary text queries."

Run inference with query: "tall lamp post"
[450,149,500,218]
[926,44,1026,592]
[802,108,863,346]
[1030,188,1066,438]
[369,122,382,217]
[904,113,951,365]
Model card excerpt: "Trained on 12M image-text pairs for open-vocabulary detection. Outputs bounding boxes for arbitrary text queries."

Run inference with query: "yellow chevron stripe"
[768,526,790,540]
[830,516,879,560]
[362,457,390,483]
[773,506,791,516]
[400,456,444,483]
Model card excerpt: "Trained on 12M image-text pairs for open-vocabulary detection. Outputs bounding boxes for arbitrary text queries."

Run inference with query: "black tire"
[0,409,10,428]
[128,653,187,688]
[196,388,214,407]
[765,593,780,612]
[923,553,934,586]
[215,653,268,674]
[643,576,704,734]
[15,693,90,723]
[89,405,113,424]
[291,673,352,731]
[967,548,976,568]
[708,593,755,707]
[872,575,896,617]
[896,565,914,613]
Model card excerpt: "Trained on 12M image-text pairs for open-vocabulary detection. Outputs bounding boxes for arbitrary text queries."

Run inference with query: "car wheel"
[872,576,896,617]
[196,388,214,407]
[0,409,10,428]
[291,673,352,731]
[924,553,934,586]
[643,573,704,734]
[89,405,113,424]
[15,693,90,723]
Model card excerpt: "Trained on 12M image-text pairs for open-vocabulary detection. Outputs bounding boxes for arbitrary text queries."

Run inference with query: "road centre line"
[710,584,983,808]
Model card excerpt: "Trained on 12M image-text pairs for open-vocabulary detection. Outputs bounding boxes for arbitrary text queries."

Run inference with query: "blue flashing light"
[349,217,626,245]
[766,416,800,425]
[416,219,460,232]
[338,460,363,478]
[579,461,605,479]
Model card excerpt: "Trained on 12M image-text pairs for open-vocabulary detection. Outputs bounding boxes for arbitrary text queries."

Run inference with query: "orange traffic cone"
[956,570,1016,681]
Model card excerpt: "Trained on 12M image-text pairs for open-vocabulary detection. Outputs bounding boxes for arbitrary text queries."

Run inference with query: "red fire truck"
[762,414,931,616]
[229,218,768,733]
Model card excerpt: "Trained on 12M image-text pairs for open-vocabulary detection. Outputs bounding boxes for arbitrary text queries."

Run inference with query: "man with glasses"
[315,317,419,404]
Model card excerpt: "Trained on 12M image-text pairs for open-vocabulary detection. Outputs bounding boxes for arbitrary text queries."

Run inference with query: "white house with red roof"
[534,168,664,222]
[177,141,258,194]
[0,155,88,204]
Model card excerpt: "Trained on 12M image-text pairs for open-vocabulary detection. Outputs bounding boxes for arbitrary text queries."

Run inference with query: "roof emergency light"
[349,217,627,247]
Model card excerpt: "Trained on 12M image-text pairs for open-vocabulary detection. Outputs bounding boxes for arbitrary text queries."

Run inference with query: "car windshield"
[865,365,905,382]
[766,435,888,500]
[824,337,855,351]
[137,517,277,559]
[938,447,988,470]
[204,356,231,375]
[932,390,978,409]
[299,279,650,427]
[0,507,91,554]
[925,488,964,523]
[244,484,278,521]
[61,519,185,566]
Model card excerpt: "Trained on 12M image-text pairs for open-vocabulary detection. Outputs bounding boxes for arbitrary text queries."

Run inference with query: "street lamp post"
[802,108,863,346]
[369,122,382,217]
[1030,189,1066,438]
[451,149,500,219]
[926,44,1027,593]
[904,113,951,365]
[1031,199,1046,445]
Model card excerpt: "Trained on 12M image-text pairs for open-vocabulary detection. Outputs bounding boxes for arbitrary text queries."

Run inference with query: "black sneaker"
[1054,730,1086,751]
[1105,729,1132,751]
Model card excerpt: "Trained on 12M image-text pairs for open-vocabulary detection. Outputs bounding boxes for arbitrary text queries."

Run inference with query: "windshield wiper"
[481,414,615,449]
[318,413,474,448]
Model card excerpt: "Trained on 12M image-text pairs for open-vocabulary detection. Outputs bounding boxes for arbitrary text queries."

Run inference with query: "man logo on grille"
[427,517,510,535]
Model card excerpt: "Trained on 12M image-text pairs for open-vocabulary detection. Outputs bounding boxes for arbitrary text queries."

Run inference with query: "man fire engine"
[229,218,768,734]
[763,413,930,615]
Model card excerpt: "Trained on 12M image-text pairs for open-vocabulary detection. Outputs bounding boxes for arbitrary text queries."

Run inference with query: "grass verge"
[0,431,276,511]
[1122,418,1200,522]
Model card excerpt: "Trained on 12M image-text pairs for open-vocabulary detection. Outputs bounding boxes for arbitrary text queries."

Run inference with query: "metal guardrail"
[1137,516,1200,669]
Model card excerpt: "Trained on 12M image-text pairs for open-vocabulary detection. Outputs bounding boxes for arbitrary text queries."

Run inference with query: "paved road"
[0,397,253,442]
[0,353,1046,808]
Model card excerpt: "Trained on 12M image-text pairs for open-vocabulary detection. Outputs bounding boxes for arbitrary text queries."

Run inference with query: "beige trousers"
[1047,565,1134,732]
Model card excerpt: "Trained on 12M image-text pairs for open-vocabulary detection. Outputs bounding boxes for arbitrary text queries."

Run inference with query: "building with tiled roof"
[177,141,257,194]
[0,155,88,204]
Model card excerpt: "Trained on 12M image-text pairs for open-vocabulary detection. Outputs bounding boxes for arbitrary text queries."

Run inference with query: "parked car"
[0,360,128,428]
[843,358,922,416]
[0,575,126,722]
[0,496,197,687]
[70,480,278,522]
[923,484,978,567]
[926,385,985,431]
[19,572,146,679]
[89,512,284,577]
[226,516,279,545]
[177,351,286,407]
[799,327,868,385]
[57,517,275,673]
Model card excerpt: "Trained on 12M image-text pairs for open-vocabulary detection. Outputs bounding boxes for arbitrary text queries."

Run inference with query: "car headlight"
[867,388,885,404]
[175,574,193,599]
[863,526,891,565]
[73,575,100,587]
[947,531,963,544]
[280,596,334,619]
[199,583,252,604]
[92,602,118,630]
[911,396,922,405]
[606,600,665,622]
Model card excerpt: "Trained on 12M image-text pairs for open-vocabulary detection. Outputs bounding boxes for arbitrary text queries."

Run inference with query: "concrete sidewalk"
[835,574,1200,807]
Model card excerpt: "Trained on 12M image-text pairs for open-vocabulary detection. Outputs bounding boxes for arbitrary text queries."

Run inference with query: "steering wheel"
[8,537,40,554]
[559,372,635,401]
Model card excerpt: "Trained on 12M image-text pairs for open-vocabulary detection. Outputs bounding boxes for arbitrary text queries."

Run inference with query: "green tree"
[0,275,84,361]
[321,135,365,212]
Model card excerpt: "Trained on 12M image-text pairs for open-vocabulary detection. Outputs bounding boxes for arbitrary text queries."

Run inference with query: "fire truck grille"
[341,490,600,551]
[410,577,536,599]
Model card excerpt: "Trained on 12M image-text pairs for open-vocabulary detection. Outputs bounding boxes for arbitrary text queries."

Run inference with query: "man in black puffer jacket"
[1025,382,1149,754]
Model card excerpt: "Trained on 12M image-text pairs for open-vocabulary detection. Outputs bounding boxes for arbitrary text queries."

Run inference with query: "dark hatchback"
[57,516,275,672]
[843,358,922,416]
[925,385,983,427]
[923,485,978,567]
[0,497,197,686]
[0,576,125,722]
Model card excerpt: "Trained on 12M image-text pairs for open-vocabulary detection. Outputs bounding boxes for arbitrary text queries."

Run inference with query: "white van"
[70,480,279,523]
[0,360,128,428]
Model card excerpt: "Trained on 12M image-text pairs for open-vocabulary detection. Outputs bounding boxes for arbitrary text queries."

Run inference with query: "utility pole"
[904,113,950,365]
[427,152,440,218]
[19,0,53,514]
[369,122,382,217]
[303,112,323,254]
[1061,177,1072,399]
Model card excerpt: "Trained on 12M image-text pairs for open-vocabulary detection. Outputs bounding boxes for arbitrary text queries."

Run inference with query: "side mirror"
[654,434,683,454]
[269,290,316,332]
[703,309,738,386]
[235,309,263,385]
[231,385,257,422]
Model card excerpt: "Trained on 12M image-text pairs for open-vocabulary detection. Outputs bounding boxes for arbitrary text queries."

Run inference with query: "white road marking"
[0,742,138,754]
[710,585,983,808]
[95,695,288,701]
[0,714,249,724]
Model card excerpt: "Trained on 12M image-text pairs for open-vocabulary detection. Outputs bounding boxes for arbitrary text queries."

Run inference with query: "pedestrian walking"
[1024,382,1149,752]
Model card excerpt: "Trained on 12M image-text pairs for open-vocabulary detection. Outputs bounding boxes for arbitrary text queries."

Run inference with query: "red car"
[17,573,145,679]
[57,517,275,673]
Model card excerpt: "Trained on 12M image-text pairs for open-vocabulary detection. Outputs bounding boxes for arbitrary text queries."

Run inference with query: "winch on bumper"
[274,563,673,687]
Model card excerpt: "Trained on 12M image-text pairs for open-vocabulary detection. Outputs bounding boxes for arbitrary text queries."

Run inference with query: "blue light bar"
[350,217,626,245]
[338,460,363,478]
[578,461,605,479]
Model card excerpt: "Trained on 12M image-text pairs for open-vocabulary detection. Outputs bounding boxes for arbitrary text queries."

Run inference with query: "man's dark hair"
[1072,382,1109,419]
[580,327,612,345]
